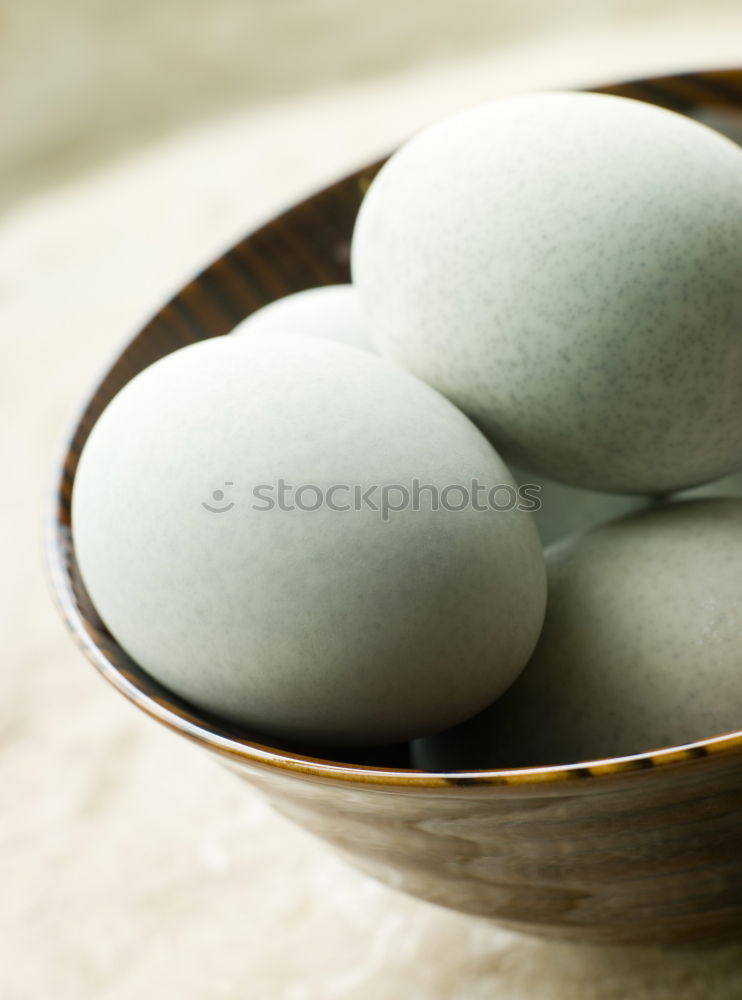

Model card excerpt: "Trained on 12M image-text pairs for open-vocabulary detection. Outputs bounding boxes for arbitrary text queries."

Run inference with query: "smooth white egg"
[231,284,375,353]
[72,334,546,747]
[412,499,742,769]
[352,91,742,494]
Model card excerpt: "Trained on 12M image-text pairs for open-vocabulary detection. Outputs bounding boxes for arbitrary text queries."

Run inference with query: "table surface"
[5,20,742,999]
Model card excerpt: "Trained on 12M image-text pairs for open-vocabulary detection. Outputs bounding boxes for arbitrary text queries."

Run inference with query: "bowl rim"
[45,65,742,791]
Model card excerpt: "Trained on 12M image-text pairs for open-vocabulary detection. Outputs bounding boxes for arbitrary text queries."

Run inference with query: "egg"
[232,284,375,353]
[72,333,546,747]
[352,91,742,494]
[675,470,742,501]
[511,465,648,547]
[412,498,742,770]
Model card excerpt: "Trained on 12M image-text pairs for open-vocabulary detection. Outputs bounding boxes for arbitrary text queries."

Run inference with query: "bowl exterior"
[218,749,742,946]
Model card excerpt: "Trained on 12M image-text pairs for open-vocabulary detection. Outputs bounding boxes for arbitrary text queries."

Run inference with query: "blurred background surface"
[4,0,742,211]
[4,3,742,998]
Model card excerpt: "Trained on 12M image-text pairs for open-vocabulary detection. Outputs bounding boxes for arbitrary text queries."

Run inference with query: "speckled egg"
[412,498,742,770]
[72,333,546,747]
[352,91,742,493]
[232,284,375,352]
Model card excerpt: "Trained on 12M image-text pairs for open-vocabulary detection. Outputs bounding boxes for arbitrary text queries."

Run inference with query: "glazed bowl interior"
[48,67,742,790]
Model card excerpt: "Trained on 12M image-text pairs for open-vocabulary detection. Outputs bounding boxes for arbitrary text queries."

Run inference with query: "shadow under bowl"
[46,67,742,946]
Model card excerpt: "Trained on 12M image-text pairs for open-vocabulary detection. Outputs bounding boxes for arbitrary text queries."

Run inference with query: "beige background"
[4,3,742,997]
[5,0,742,210]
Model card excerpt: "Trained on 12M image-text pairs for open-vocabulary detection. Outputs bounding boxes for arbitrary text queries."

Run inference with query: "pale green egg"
[353,91,742,494]
[413,499,742,769]
[73,333,546,747]
[231,284,375,353]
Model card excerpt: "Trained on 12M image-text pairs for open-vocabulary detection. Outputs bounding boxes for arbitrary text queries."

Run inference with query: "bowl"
[46,68,742,947]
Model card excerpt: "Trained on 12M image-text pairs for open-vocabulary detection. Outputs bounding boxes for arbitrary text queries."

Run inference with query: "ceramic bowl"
[46,68,742,946]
